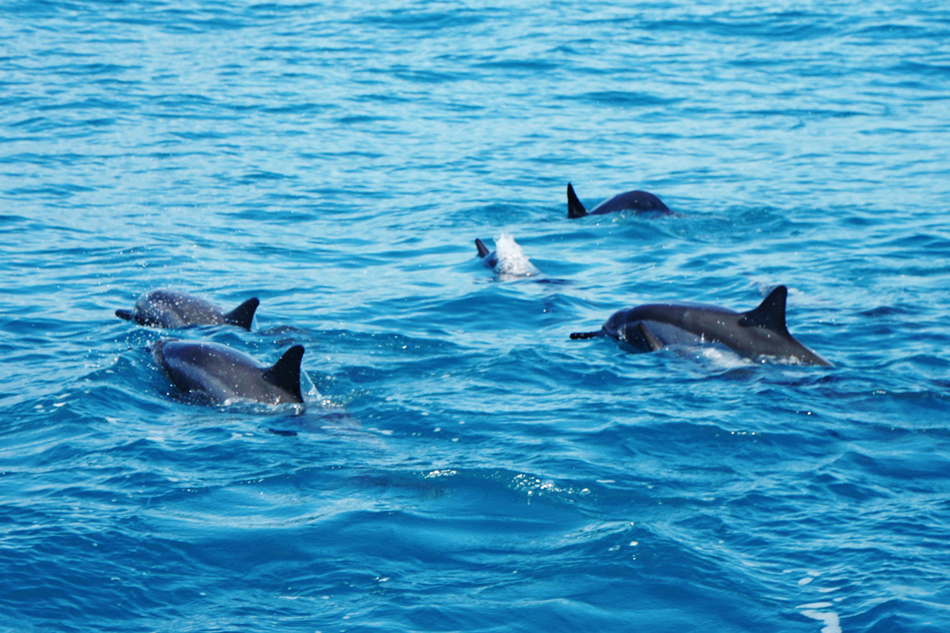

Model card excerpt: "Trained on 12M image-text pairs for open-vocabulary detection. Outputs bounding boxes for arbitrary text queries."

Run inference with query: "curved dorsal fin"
[567,183,588,218]
[224,297,260,330]
[475,238,491,258]
[262,345,304,403]
[738,286,789,335]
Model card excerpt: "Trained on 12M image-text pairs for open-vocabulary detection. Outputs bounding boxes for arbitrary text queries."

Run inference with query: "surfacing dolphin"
[567,182,670,219]
[116,289,259,330]
[152,339,305,405]
[570,286,831,366]
[474,234,539,278]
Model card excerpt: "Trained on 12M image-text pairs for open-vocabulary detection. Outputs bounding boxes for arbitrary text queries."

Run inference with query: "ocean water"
[2,1,949,631]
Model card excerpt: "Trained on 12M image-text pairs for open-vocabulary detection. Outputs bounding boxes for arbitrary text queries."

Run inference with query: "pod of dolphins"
[119,182,831,408]
[116,289,305,406]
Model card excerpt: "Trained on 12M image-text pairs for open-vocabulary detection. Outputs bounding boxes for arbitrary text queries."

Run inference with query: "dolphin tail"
[475,238,491,258]
[570,330,603,340]
[224,298,260,330]
[567,183,588,218]
[262,345,305,403]
[115,309,134,321]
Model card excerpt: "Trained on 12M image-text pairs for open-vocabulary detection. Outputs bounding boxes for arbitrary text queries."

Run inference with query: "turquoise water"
[3,2,950,631]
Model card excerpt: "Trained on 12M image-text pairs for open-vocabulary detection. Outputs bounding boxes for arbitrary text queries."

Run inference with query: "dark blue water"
[2,2,949,631]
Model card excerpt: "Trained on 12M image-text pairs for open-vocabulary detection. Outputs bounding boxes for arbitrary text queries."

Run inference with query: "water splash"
[493,232,539,278]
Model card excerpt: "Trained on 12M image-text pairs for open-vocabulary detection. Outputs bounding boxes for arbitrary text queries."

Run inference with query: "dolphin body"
[474,236,540,278]
[116,289,259,330]
[152,339,305,405]
[570,286,831,366]
[567,182,670,219]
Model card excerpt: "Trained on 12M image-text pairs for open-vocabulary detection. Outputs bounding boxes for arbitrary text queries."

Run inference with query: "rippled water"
[2,2,949,632]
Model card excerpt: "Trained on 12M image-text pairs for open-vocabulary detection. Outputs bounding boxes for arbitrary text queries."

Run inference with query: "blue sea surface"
[2,1,950,631]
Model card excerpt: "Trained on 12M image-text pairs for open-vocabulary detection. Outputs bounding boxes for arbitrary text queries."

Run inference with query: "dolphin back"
[117,289,260,330]
[736,286,831,366]
[153,340,307,405]
[597,190,670,215]
[568,182,671,217]
[570,286,831,366]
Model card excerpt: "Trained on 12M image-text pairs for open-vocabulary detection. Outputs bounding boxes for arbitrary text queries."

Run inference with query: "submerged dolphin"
[152,339,305,405]
[567,182,670,219]
[116,289,259,330]
[570,286,830,366]
[474,234,539,278]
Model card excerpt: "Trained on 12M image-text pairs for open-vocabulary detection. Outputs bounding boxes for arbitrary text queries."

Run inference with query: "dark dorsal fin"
[567,183,588,218]
[262,345,304,403]
[224,297,260,330]
[738,286,789,335]
[115,309,134,321]
[475,238,491,258]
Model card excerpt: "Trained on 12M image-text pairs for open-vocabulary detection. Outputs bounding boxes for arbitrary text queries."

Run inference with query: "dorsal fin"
[262,345,304,403]
[224,298,259,330]
[567,183,588,218]
[738,286,789,335]
[115,309,134,321]
[475,238,490,258]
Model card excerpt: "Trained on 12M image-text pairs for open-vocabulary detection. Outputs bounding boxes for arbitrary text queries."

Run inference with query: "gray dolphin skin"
[570,286,831,366]
[475,238,498,269]
[152,339,305,405]
[567,182,670,218]
[116,289,259,330]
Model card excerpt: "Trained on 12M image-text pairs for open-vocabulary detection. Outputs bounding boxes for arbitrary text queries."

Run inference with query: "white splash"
[697,345,752,369]
[493,232,539,278]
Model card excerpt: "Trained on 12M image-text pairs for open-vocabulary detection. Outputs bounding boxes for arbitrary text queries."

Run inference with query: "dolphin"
[473,235,539,278]
[567,182,670,219]
[116,289,259,330]
[152,339,305,405]
[570,286,831,366]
